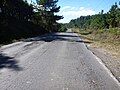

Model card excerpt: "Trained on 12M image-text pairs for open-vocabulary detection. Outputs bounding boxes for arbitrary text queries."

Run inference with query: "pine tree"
[108,2,118,28]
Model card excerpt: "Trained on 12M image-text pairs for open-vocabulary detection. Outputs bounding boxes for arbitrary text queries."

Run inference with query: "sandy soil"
[83,39,120,82]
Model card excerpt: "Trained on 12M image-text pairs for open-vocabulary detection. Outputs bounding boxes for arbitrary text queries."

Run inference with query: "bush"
[109,28,120,35]
[58,24,67,32]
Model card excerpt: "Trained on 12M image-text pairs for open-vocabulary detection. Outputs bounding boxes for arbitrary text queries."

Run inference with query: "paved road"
[0,31,120,90]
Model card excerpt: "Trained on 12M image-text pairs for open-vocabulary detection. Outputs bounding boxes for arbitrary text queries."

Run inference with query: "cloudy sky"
[28,0,119,23]
[56,6,95,23]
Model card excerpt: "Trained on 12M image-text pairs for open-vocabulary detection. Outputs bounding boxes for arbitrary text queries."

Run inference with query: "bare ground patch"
[79,34,120,82]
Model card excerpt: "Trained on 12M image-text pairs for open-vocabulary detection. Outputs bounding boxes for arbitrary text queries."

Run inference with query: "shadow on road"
[0,53,23,71]
[24,32,92,44]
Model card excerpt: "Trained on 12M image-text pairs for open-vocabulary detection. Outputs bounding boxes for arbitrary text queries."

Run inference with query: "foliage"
[34,0,63,32]
[67,2,120,30]
[58,23,67,32]
[0,0,63,44]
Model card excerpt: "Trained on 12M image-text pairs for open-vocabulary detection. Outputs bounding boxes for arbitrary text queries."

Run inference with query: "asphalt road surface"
[0,31,120,90]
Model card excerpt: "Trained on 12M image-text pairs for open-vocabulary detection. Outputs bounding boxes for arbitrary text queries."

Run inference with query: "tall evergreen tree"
[108,2,119,28]
[35,0,63,32]
[67,2,120,30]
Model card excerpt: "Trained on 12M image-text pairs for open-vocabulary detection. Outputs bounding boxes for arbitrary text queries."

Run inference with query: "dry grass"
[72,28,120,57]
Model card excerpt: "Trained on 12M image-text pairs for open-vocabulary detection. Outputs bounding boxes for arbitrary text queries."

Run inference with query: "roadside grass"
[72,28,120,57]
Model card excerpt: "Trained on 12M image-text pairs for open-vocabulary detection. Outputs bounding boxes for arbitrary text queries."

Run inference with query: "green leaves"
[34,0,63,32]
[67,2,120,30]
[36,0,47,5]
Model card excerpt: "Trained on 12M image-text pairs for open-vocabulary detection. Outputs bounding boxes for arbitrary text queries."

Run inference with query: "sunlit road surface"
[0,30,120,90]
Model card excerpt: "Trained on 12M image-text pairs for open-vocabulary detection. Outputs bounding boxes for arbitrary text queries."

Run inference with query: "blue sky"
[28,0,120,23]
[58,0,120,13]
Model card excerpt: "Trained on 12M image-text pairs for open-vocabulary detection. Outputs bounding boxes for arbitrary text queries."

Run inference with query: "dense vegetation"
[67,2,120,31]
[67,2,120,52]
[0,0,63,44]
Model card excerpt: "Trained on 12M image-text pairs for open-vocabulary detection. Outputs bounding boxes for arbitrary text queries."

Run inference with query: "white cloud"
[27,0,36,4]
[27,0,31,4]
[57,6,96,23]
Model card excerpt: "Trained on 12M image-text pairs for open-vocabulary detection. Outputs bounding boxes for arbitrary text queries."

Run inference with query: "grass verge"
[72,28,120,57]
[72,28,120,81]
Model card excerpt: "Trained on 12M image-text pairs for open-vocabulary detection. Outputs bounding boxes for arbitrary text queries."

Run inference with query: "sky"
[28,0,120,23]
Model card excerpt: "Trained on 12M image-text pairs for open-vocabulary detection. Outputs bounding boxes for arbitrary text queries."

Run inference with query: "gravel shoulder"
[81,37,120,82]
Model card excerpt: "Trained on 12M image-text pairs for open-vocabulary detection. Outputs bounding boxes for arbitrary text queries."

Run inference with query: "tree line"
[0,0,63,44]
[67,2,120,30]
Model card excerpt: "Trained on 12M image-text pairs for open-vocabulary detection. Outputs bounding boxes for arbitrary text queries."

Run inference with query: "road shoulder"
[85,42,120,82]
[74,29,120,83]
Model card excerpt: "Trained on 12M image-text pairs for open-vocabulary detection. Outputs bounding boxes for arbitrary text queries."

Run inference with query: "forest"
[67,2,120,32]
[66,2,120,53]
[0,0,63,44]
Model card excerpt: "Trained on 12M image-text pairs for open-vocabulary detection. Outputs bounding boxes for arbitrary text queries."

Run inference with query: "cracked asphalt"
[0,31,120,90]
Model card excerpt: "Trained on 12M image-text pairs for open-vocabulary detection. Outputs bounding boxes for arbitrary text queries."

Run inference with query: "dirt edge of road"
[80,37,120,83]
[73,27,120,83]
[87,46,120,86]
